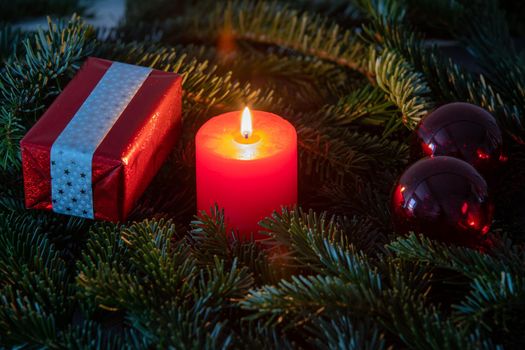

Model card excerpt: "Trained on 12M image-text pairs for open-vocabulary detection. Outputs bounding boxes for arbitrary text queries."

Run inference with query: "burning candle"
[196,107,297,239]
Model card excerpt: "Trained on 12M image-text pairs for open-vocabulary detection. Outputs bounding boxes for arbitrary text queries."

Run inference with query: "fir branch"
[259,208,390,271]
[291,85,409,179]
[125,257,252,349]
[367,48,433,130]
[77,220,196,312]
[449,1,525,141]
[233,321,295,349]
[198,257,254,309]
[172,43,358,110]
[96,41,276,126]
[300,85,396,128]
[76,223,150,313]
[453,0,518,82]
[382,296,500,350]
[1,15,95,110]
[240,250,430,342]
[128,299,234,350]
[337,215,388,254]
[453,273,525,334]
[364,19,524,142]
[0,15,96,170]
[58,320,149,350]
[0,293,60,347]
[0,213,63,280]
[317,246,491,349]
[241,274,372,327]
[120,220,192,298]
[164,0,367,74]
[308,315,387,350]
[298,126,373,183]
[190,206,279,285]
[244,211,492,348]
[189,206,230,262]
[0,23,22,63]
[387,234,524,279]
[259,208,347,271]
[353,0,407,21]
[229,240,280,285]
[0,106,25,171]
[388,235,525,345]
[296,125,408,183]
[308,178,395,230]
[0,207,90,263]
[486,234,525,270]
[0,212,74,347]
[77,219,255,348]
[75,223,124,272]
[312,239,381,289]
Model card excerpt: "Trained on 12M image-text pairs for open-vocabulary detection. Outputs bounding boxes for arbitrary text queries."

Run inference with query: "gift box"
[20,57,182,222]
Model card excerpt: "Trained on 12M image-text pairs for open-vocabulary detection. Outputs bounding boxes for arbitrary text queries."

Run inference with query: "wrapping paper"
[21,57,182,222]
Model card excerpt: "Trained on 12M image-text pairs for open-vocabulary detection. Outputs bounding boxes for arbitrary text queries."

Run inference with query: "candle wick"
[243,132,249,139]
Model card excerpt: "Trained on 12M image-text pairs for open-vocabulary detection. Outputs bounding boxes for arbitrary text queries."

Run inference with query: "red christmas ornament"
[416,102,505,172]
[392,156,493,247]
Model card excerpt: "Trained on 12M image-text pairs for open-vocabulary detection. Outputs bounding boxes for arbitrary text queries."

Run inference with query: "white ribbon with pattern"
[50,62,152,219]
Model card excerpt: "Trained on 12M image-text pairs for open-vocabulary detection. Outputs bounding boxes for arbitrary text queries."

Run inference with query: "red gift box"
[20,57,182,222]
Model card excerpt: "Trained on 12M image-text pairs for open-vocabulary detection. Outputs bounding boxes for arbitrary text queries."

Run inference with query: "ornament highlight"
[392,156,493,247]
[416,102,505,172]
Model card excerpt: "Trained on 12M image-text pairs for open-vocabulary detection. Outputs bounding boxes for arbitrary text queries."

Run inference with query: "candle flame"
[241,107,253,139]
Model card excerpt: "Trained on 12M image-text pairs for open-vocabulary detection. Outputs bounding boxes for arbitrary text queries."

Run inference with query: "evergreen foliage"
[1,0,525,348]
[0,16,96,169]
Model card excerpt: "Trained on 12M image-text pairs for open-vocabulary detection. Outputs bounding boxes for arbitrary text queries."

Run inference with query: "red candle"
[196,107,297,239]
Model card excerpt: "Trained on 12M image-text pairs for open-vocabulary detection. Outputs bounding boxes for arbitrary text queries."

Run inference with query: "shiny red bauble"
[416,102,505,172]
[392,156,493,247]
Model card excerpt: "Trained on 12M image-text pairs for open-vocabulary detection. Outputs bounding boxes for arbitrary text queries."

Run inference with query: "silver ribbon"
[50,62,152,218]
